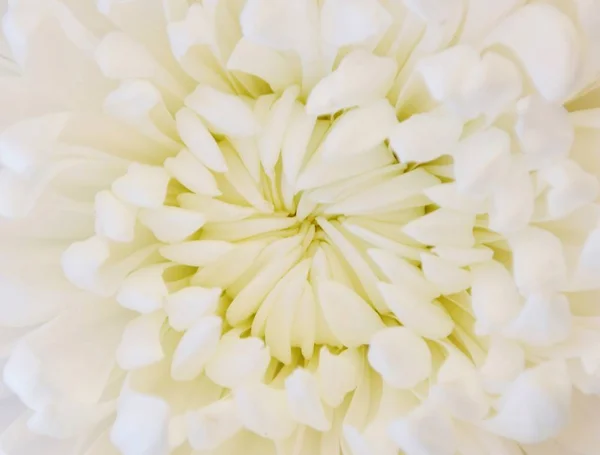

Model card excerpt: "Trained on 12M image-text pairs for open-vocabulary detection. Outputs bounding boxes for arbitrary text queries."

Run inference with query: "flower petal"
[205,335,270,389]
[368,327,431,389]
[484,362,572,444]
[306,50,397,115]
[389,111,463,163]
[165,286,222,331]
[171,316,222,381]
[483,4,581,102]
[185,85,258,137]
[285,368,330,431]
[316,280,385,348]
[116,311,165,370]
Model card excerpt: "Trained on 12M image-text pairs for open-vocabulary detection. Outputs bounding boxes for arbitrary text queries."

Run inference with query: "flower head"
[1,0,600,454]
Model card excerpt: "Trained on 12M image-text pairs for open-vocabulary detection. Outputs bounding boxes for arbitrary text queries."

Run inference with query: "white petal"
[432,246,494,267]
[285,368,330,431]
[235,383,296,440]
[0,113,69,174]
[164,149,221,196]
[297,144,396,193]
[320,0,392,47]
[509,227,567,296]
[453,127,512,195]
[316,280,385,347]
[452,51,522,121]
[488,157,535,234]
[61,236,111,294]
[321,168,439,215]
[516,95,574,170]
[281,102,316,184]
[470,261,522,335]
[117,265,169,314]
[111,392,170,455]
[389,111,463,163]
[258,85,299,177]
[403,209,475,247]
[112,163,171,209]
[321,99,397,158]
[205,335,270,389]
[483,4,581,102]
[424,182,487,214]
[378,282,453,339]
[418,45,480,102]
[176,107,227,173]
[95,190,136,243]
[138,206,206,243]
[27,401,115,440]
[227,38,299,92]
[103,80,178,148]
[116,312,165,370]
[368,327,431,389]
[317,347,360,407]
[185,85,258,137]
[538,159,599,219]
[306,50,397,115]
[171,316,222,381]
[420,253,472,295]
[485,362,571,444]
[431,351,490,421]
[480,337,525,395]
[96,32,158,79]
[389,405,456,455]
[369,248,440,301]
[240,0,313,52]
[579,228,600,273]
[186,399,242,451]
[165,287,221,331]
[159,240,234,267]
[507,294,572,347]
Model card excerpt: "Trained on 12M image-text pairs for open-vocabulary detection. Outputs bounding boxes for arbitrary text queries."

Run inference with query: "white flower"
[0,0,599,454]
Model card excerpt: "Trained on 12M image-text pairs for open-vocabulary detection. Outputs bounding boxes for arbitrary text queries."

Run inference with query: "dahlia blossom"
[1,0,600,454]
